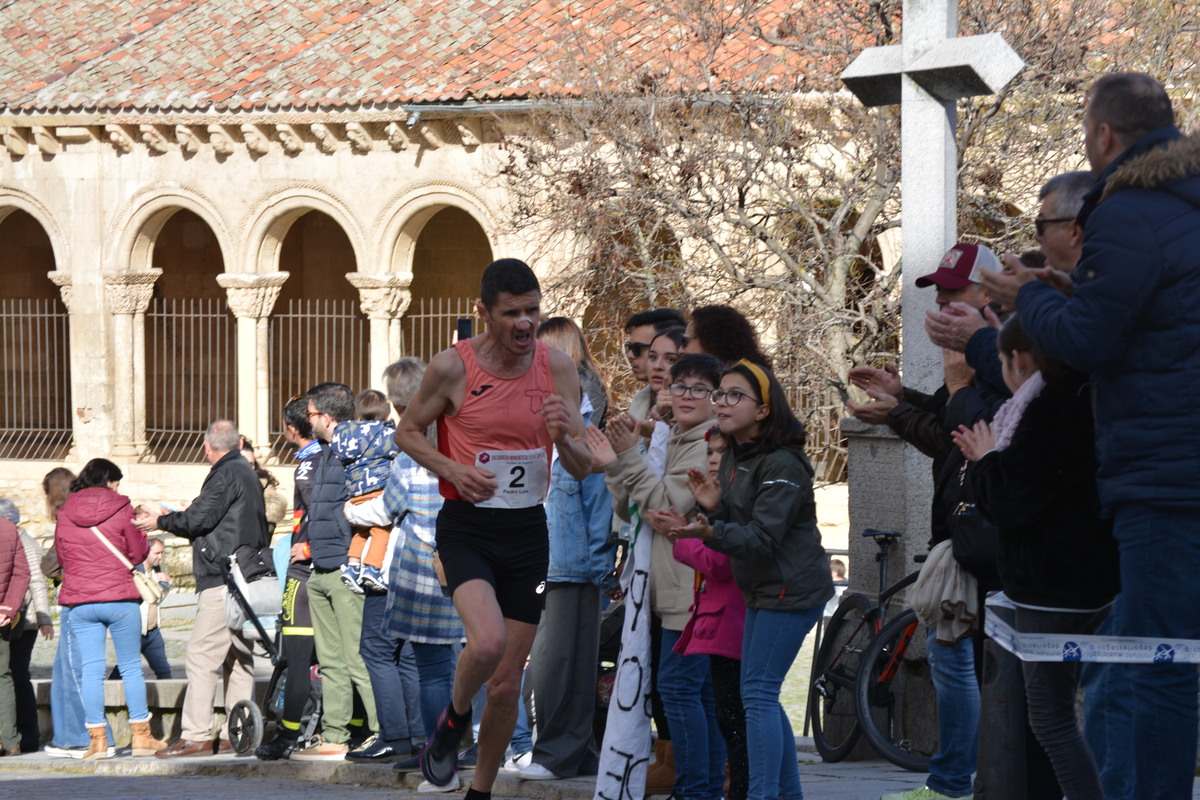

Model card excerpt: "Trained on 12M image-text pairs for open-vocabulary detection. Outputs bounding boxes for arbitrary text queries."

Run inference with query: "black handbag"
[949,460,1000,580]
[233,543,275,582]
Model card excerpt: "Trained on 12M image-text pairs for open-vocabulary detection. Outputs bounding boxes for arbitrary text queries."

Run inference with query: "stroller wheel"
[229,699,265,756]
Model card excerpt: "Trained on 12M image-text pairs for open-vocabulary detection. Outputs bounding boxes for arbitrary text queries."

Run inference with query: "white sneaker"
[502,751,532,773]
[66,745,114,758]
[418,773,462,793]
[517,762,563,781]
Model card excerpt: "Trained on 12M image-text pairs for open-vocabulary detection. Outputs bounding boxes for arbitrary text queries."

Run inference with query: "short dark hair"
[723,361,805,452]
[1039,171,1095,219]
[689,305,773,369]
[71,458,124,493]
[997,314,1064,383]
[284,396,313,439]
[480,259,541,310]
[356,389,391,421]
[671,353,723,387]
[1088,73,1174,147]
[625,308,686,333]
[307,382,355,423]
[651,326,687,351]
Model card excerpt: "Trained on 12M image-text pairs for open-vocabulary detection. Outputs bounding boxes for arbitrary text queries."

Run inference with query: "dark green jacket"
[706,440,834,612]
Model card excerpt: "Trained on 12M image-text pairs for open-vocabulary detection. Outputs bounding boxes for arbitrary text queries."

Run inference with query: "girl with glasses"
[670,360,834,800]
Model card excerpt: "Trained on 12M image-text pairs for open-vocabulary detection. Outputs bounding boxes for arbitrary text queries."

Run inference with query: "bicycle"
[808,529,931,771]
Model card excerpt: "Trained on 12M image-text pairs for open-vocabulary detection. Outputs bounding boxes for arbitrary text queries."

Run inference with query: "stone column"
[103,269,162,460]
[47,271,78,459]
[216,272,289,458]
[346,272,413,391]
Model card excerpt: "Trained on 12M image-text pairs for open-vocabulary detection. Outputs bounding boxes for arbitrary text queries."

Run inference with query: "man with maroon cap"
[848,243,1007,480]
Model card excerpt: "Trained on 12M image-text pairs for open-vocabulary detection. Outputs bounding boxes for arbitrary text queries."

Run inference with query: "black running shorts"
[435,499,549,625]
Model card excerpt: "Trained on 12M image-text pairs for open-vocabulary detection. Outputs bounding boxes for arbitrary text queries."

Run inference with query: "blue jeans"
[110,627,173,680]
[50,606,114,749]
[741,605,821,800]
[1082,596,1134,800]
[925,626,978,798]
[71,601,148,726]
[412,642,455,739]
[660,627,725,800]
[360,590,421,742]
[1083,506,1200,800]
[511,666,532,755]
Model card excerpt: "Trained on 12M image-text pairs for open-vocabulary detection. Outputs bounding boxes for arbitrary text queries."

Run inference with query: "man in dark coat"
[135,419,269,758]
[982,72,1200,800]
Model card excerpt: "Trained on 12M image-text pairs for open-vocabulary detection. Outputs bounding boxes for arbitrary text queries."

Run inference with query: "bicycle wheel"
[809,593,874,761]
[854,608,934,772]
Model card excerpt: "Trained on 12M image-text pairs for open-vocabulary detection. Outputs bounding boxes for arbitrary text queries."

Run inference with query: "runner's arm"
[394,349,499,498]
[547,349,591,481]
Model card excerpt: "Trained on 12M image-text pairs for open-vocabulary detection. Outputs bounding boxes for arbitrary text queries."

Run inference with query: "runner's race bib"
[473,448,548,509]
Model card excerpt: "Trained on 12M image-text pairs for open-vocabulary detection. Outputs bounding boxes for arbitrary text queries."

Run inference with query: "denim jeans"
[360,590,421,742]
[110,626,173,680]
[660,627,725,800]
[741,605,822,800]
[924,626,978,798]
[1082,595,1134,800]
[1083,506,1200,800]
[510,666,532,755]
[50,605,114,749]
[71,601,148,726]
[412,642,455,739]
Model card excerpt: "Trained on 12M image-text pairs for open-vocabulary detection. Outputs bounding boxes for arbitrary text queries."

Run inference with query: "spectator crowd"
[0,71,1197,800]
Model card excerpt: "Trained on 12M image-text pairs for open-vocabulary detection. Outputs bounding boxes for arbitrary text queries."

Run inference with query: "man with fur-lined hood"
[982,72,1200,800]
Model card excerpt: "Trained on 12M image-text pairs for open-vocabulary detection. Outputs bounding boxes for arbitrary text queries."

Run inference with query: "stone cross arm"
[841,33,1024,107]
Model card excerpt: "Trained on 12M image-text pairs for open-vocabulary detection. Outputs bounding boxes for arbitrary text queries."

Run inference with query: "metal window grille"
[401,297,476,364]
[267,298,368,462]
[143,298,236,463]
[0,298,73,460]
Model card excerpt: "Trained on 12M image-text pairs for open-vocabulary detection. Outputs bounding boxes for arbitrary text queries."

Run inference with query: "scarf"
[991,370,1045,451]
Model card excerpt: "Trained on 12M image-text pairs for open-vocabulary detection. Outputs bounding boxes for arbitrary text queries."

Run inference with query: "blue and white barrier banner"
[984,594,1200,664]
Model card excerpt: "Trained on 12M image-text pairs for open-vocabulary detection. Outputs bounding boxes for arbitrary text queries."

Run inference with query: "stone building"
[1,0,804,536]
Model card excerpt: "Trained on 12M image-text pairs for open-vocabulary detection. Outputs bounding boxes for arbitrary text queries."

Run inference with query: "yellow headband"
[737,359,771,408]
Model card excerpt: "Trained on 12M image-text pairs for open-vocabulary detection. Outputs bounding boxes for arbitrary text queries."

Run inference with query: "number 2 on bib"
[474,448,547,509]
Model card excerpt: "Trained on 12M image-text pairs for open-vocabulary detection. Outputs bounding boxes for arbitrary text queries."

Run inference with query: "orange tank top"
[437,338,555,503]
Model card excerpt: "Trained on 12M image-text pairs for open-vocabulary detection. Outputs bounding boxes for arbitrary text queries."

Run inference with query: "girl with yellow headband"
[669,359,834,800]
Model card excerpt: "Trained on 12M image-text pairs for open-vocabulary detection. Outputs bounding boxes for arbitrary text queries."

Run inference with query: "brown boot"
[83,726,108,761]
[644,738,676,797]
[131,718,168,757]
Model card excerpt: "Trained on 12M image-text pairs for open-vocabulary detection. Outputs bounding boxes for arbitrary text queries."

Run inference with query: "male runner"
[395,259,591,796]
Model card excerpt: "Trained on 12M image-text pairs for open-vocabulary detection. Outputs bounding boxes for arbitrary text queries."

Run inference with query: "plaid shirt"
[382,454,464,644]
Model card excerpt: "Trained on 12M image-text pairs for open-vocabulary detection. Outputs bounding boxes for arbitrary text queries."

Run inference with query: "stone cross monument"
[838,2,1023,586]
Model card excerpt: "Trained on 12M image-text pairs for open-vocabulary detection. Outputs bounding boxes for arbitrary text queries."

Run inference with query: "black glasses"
[624,342,651,357]
[668,383,714,400]
[1034,217,1074,235]
[711,389,757,406]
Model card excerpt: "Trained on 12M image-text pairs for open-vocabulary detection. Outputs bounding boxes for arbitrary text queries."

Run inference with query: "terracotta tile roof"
[0,0,821,114]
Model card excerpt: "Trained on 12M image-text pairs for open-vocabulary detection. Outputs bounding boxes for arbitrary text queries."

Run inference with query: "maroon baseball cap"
[915,243,1002,289]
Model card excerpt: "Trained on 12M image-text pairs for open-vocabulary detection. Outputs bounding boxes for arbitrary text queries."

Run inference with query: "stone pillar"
[103,269,162,460]
[217,272,289,458]
[346,272,413,390]
[47,270,78,459]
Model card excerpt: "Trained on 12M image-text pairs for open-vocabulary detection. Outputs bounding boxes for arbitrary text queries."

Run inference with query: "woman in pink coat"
[669,429,748,800]
[54,459,164,759]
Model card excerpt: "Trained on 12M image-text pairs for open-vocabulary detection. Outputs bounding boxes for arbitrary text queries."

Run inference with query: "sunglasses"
[624,342,651,358]
[1034,217,1074,235]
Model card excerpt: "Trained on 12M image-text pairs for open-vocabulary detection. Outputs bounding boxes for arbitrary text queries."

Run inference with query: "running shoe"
[418,705,469,788]
[457,743,478,768]
[360,565,387,593]
[341,564,365,594]
[418,773,462,793]
[502,750,532,773]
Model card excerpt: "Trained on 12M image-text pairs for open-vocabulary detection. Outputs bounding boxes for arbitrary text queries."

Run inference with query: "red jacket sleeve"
[1,525,31,617]
[119,517,150,567]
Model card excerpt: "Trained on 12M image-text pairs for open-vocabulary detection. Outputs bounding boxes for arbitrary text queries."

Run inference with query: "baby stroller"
[222,553,323,755]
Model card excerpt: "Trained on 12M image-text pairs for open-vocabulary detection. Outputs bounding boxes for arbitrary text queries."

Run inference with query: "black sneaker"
[255,732,298,761]
[346,734,410,763]
[457,743,478,768]
[418,705,469,787]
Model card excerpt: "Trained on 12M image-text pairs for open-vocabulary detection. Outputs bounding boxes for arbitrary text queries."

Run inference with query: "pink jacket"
[55,487,149,607]
[672,538,746,660]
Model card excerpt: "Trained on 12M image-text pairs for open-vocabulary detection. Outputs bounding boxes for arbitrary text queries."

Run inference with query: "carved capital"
[32,126,61,154]
[418,121,444,149]
[311,122,339,153]
[105,124,136,153]
[455,118,483,148]
[2,126,29,155]
[140,124,174,153]
[175,124,204,153]
[241,124,272,155]
[207,124,236,155]
[216,272,290,318]
[103,269,162,314]
[346,272,413,320]
[47,270,73,310]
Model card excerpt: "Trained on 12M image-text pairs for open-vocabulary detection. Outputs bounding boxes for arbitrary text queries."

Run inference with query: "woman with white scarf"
[953,315,1119,800]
